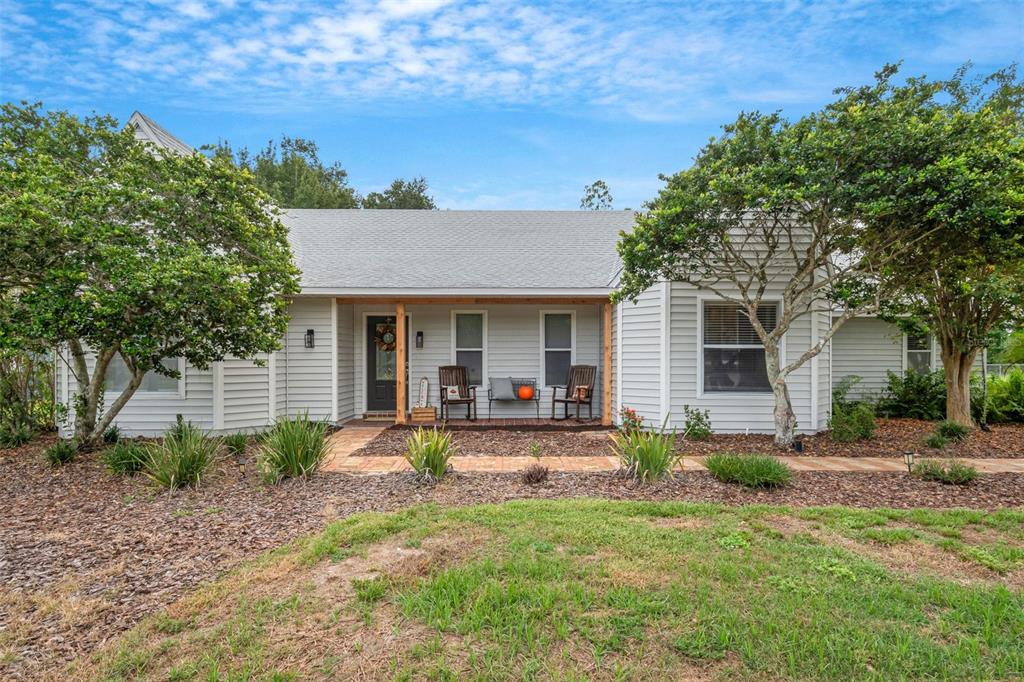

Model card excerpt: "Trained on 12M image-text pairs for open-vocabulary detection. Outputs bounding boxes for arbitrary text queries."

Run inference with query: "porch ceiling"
[335,295,611,305]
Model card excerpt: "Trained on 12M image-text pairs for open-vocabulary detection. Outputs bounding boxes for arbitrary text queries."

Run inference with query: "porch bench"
[487,377,541,419]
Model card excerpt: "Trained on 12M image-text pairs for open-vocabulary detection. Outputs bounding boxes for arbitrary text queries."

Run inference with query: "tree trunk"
[940,346,977,427]
[764,342,797,445]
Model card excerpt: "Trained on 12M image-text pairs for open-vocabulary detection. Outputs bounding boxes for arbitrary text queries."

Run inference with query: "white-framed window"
[540,311,575,386]
[905,333,934,373]
[451,311,486,386]
[701,301,778,393]
[105,355,183,396]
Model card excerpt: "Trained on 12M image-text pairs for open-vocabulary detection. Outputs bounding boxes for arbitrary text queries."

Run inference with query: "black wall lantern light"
[416,331,424,349]
[304,329,315,349]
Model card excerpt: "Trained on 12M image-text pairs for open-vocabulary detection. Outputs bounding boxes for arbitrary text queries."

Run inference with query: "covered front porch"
[333,295,614,427]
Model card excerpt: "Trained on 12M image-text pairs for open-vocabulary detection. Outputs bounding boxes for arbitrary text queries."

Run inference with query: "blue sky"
[2,1,1021,209]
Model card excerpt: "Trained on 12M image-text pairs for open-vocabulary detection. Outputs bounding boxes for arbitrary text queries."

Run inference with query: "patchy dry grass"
[73,500,1024,681]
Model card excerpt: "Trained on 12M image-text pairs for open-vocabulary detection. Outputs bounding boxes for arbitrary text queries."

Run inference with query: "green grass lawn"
[83,500,1024,681]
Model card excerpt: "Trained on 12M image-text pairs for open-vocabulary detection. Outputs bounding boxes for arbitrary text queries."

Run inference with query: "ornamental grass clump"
[404,427,454,482]
[0,422,34,448]
[705,453,793,489]
[257,414,329,484]
[936,420,970,442]
[103,440,147,475]
[913,458,978,485]
[613,419,679,483]
[144,422,220,490]
[45,439,77,467]
[223,432,249,458]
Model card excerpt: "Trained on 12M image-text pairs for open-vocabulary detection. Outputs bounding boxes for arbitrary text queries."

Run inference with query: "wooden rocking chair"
[550,365,597,421]
[438,365,477,421]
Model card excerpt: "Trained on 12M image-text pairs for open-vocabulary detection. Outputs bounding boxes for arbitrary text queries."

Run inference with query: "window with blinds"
[702,302,777,393]
[906,333,932,373]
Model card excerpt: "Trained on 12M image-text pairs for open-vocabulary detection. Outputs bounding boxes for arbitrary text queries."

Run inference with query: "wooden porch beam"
[602,301,613,426]
[396,302,407,424]
[336,296,609,306]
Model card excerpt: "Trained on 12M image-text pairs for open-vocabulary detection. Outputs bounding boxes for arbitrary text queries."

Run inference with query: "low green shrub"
[103,425,122,444]
[223,432,249,458]
[144,422,220,489]
[257,414,329,484]
[876,370,946,421]
[829,401,877,442]
[103,441,147,475]
[0,422,34,448]
[404,427,454,482]
[46,439,77,466]
[936,420,969,442]
[613,420,679,483]
[924,433,949,450]
[704,453,792,488]
[987,368,1024,423]
[521,462,549,484]
[913,459,979,485]
[618,406,644,434]
[682,405,712,440]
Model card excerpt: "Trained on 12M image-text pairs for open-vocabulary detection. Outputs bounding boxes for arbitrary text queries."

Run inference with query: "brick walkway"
[321,427,1024,475]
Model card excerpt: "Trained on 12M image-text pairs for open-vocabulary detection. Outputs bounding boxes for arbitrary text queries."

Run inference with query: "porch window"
[453,312,486,386]
[702,302,777,393]
[105,355,182,394]
[906,333,933,373]
[542,312,574,386]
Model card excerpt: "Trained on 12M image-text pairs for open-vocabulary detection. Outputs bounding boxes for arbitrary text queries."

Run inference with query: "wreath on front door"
[374,322,397,352]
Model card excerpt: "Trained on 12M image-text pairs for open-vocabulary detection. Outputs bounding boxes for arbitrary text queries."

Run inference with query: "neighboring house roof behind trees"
[281,209,634,292]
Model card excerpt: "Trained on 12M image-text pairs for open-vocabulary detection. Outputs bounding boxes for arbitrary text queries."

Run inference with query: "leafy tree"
[614,109,913,445]
[996,329,1024,364]
[0,103,299,447]
[362,177,436,209]
[580,180,613,210]
[845,65,1024,426]
[214,137,359,208]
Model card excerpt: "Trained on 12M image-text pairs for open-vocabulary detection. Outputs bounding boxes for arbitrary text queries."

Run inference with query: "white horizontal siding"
[349,303,604,419]
[280,297,335,421]
[222,356,270,431]
[831,316,903,399]
[619,286,662,424]
[337,303,356,422]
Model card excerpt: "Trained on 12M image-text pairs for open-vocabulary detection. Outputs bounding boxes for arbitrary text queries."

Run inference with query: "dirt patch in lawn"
[351,419,1024,458]
[3,436,1023,679]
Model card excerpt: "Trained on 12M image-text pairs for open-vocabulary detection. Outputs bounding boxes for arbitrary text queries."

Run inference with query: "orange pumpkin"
[517,384,535,400]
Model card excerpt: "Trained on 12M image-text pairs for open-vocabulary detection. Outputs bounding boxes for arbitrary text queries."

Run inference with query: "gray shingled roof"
[127,111,195,156]
[280,209,635,291]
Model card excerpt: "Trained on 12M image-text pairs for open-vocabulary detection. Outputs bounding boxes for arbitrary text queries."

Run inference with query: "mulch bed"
[1,437,1022,679]
[352,419,1024,458]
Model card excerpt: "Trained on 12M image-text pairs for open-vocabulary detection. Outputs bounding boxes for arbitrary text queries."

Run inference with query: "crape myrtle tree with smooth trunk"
[847,65,1024,427]
[0,102,300,448]
[613,105,916,445]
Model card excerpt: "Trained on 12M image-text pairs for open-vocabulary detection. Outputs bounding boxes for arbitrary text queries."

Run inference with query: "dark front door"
[366,316,407,412]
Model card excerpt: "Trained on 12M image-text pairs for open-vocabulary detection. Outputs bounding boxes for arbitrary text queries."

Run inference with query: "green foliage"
[362,177,436,209]
[0,422,34,448]
[144,422,220,490]
[829,402,877,442]
[103,440,147,475]
[618,406,644,434]
[924,433,949,450]
[0,102,300,447]
[0,350,54,433]
[213,137,359,209]
[705,453,793,488]
[987,367,1024,423]
[995,330,1024,364]
[580,180,613,210]
[45,439,77,467]
[103,425,121,444]
[223,432,250,458]
[404,428,454,482]
[682,404,712,440]
[913,459,979,485]
[936,420,970,442]
[612,420,679,483]
[876,370,946,420]
[257,414,329,484]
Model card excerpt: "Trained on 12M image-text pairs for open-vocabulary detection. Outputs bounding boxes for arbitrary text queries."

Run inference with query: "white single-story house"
[56,114,926,437]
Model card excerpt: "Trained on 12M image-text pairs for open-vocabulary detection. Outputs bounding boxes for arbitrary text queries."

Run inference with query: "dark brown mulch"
[1,438,1022,679]
[353,419,1024,458]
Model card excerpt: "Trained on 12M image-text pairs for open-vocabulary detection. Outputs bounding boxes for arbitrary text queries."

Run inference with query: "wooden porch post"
[396,303,407,424]
[602,301,613,426]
